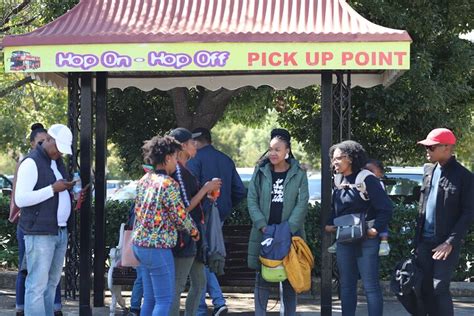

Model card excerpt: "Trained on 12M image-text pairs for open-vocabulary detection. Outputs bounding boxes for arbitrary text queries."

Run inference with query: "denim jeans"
[16,226,63,311]
[417,239,461,316]
[133,245,175,316]
[336,237,383,316]
[171,256,206,316]
[197,267,226,316]
[254,272,296,316]
[24,227,68,316]
[130,267,143,311]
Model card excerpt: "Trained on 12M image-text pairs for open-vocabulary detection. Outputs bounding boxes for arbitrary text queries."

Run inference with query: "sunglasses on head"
[424,144,446,151]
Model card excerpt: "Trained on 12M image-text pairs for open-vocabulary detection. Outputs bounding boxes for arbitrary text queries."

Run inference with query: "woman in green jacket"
[247,128,309,315]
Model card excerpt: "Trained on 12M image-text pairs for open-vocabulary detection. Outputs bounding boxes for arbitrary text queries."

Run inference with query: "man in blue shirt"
[416,128,474,316]
[187,127,246,316]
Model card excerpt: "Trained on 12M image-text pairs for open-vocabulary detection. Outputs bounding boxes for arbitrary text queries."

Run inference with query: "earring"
[285,153,289,159]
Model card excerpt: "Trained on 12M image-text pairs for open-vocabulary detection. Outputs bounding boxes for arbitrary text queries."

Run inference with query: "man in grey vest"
[15,124,75,316]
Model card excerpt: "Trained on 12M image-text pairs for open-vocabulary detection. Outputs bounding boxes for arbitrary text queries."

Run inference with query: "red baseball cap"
[417,128,456,146]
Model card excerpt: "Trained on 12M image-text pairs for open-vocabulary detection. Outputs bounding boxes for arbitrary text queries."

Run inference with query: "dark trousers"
[417,240,461,316]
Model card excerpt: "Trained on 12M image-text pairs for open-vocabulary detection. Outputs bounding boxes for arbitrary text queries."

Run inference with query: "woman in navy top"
[325,140,392,316]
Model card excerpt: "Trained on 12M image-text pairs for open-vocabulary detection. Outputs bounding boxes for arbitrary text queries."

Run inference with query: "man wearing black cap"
[415,128,474,316]
[188,127,246,316]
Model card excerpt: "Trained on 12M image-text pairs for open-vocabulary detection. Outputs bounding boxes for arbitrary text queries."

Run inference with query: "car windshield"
[384,173,423,197]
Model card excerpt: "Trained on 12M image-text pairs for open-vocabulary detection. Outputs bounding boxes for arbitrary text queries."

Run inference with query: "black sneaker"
[16,311,24,316]
[213,305,228,315]
[54,311,63,316]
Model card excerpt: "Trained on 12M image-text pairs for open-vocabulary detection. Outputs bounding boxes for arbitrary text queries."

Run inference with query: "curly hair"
[329,140,368,172]
[142,135,182,166]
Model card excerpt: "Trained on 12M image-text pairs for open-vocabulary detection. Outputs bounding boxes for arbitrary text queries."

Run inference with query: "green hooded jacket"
[247,158,309,270]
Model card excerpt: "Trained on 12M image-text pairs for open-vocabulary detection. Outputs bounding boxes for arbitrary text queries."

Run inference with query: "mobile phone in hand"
[75,183,91,210]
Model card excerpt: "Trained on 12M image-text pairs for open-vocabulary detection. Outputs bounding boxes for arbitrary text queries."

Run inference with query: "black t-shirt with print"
[268,170,288,225]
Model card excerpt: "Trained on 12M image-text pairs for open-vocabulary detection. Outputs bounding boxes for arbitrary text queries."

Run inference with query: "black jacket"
[415,157,474,248]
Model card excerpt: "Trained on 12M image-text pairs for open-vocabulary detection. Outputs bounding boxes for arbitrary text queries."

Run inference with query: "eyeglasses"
[424,144,446,151]
[331,155,348,162]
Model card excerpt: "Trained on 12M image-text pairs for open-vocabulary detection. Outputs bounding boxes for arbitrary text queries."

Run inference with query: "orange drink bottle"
[211,177,221,199]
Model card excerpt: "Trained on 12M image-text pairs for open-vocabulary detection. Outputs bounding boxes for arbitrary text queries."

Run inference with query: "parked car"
[383,166,423,203]
[108,181,137,202]
[106,180,125,197]
[0,174,13,196]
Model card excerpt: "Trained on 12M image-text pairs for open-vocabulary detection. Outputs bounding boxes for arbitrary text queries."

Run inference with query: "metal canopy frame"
[64,70,353,316]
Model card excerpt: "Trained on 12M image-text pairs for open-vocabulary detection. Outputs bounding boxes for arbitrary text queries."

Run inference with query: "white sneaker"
[379,241,390,256]
[327,242,337,254]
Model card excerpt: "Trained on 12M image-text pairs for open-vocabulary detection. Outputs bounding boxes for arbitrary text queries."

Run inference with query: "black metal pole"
[66,72,80,300]
[94,72,107,307]
[320,71,333,316]
[79,72,93,316]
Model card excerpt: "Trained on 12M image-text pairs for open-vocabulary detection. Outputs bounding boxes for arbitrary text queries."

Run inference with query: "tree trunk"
[169,86,248,130]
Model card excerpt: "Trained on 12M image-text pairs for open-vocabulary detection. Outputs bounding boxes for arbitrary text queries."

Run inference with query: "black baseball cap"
[192,127,212,142]
[169,127,201,143]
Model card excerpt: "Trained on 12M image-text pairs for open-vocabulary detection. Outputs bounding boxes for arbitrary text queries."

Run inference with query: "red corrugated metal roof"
[2,0,411,46]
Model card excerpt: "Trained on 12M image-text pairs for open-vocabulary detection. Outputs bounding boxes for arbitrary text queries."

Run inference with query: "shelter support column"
[79,72,93,316]
[94,72,108,307]
[66,73,80,300]
[320,71,333,316]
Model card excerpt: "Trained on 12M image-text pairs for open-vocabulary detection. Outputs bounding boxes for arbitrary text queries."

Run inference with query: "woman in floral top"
[132,135,199,316]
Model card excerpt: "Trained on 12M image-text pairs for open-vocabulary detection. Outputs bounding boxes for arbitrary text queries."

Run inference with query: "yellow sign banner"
[4,42,410,73]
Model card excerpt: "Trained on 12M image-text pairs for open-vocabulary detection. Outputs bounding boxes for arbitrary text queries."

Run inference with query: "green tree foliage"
[0,1,76,160]
[212,111,320,168]
[0,73,68,157]
[276,0,474,166]
[107,88,176,178]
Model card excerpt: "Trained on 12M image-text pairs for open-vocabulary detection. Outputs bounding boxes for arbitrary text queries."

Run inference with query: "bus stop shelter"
[2,0,411,315]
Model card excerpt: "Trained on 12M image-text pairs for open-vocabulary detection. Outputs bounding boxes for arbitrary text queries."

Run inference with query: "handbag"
[120,224,140,267]
[333,212,367,244]
[261,264,287,282]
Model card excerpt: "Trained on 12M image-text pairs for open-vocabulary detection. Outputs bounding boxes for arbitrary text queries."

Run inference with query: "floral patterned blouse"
[132,171,198,248]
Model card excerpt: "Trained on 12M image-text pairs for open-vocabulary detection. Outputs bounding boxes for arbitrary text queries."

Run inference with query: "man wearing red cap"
[415,128,474,316]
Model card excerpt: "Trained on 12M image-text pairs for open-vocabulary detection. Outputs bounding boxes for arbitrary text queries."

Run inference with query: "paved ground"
[0,290,473,315]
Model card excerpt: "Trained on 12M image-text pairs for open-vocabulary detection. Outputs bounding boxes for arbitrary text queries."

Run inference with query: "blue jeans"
[16,226,63,311]
[254,272,296,316]
[130,267,143,311]
[133,245,175,316]
[24,227,68,316]
[336,237,383,316]
[197,267,226,316]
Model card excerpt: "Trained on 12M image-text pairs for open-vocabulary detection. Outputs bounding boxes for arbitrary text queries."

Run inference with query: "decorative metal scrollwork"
[65,73,80,300]
[332,71,352,142]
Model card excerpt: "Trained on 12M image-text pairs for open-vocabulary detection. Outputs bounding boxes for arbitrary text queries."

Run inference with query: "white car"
[108,181,137,202]
[384,166,423,200]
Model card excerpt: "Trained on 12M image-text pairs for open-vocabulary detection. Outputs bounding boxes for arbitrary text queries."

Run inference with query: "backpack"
[259,222,292,283]
[333,169,375,201]
[390,256,425,315]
